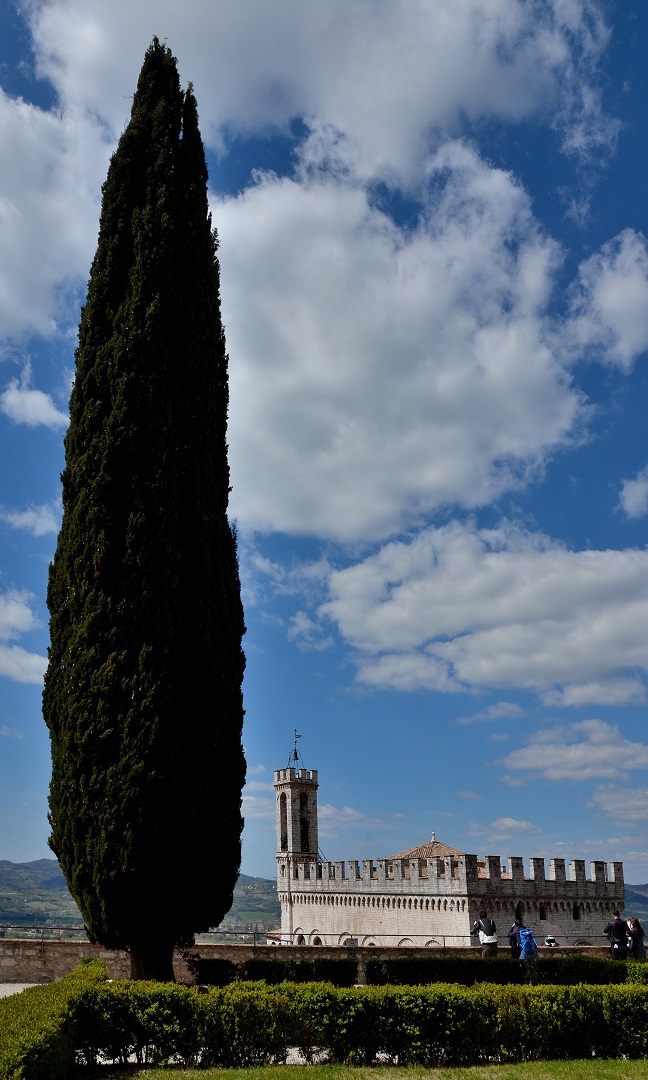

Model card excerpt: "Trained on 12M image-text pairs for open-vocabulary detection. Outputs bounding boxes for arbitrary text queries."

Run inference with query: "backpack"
[519,927,537,960]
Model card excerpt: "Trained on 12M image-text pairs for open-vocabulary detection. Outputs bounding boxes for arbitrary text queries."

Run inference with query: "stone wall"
[0,938,612,985]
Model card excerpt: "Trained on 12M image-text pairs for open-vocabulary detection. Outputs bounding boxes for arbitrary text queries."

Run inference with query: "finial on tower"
[431,831,436,842]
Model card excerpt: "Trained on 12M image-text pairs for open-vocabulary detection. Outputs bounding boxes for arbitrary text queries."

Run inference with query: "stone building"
[274,764,624,947]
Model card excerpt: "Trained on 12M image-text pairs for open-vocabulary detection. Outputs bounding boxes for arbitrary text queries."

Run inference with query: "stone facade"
[275,766,624,948]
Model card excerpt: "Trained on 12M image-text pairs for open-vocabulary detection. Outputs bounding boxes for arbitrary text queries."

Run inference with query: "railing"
[0,925,611,949]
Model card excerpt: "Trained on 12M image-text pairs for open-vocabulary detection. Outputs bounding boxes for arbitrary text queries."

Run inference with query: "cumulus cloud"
[0,644,47,684]
[0,501,60,536]
[0,88,110,343]
[502,719,648,781]
[620,465,648,520]
[468,815,540,839]
[319,518,648,704]
[491,817,541,833]
[1,367,68,428]
[0,590,46,684]
[589,785,648,824]
[0,589,40,641]
[27,0,616,183]
[241,793,275,820]
[457,701,525,724]
[222,147,590,541]
[567,230,648,369]
[287,611,334,651]
[319,803,366,827]
[319,520,648,704]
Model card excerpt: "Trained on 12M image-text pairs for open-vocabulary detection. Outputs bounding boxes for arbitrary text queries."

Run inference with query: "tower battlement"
[277,853,623,896]
[274,768,318,784]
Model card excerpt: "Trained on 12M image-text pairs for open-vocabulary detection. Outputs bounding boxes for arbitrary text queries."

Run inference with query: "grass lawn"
[93,1064,648,1080]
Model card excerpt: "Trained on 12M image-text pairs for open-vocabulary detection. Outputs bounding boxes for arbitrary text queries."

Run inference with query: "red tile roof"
[388,839,465,860]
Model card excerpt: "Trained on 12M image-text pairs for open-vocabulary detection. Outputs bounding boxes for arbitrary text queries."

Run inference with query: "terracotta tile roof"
[388,839,465,860]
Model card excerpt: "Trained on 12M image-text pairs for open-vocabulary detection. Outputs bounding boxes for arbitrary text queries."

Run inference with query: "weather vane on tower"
[289,729,304,769]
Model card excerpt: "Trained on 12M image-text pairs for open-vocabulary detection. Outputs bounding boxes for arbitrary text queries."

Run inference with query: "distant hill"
[1,859,645,933]
[0,859,279,932]
[624,885,648,922]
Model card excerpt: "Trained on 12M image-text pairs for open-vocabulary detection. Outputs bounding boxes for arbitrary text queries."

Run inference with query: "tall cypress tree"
[43,39,246,981]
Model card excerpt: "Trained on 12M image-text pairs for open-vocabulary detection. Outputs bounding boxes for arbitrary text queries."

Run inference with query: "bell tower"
[274,733,318,862]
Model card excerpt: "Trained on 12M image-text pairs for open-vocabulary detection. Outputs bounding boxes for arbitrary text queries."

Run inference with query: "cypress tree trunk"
[43,39,246,981]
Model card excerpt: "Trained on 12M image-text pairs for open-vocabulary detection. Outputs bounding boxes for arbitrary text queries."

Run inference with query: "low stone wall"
[0,938,612,984]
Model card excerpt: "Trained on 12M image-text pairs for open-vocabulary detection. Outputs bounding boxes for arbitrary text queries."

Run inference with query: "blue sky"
[1,1,648,886]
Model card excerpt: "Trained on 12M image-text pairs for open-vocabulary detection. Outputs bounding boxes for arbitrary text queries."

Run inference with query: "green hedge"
[4,967,648,1075]
[366,954,630,986]
[0,957,107,1080]
[186,955,358,986]
[73,980,648,1067]
[187,953,638,988]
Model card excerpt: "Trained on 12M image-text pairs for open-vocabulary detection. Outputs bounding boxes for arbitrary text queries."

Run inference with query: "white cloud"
[542,680,647,707]
[222,148,587,541]
[0,3,635,553]
[620,465,648,520]
[458,789,482,800]
[0,725,23,739]
[287,611,334,652]
[457,701,525,724]
[241,793,275,820]
[244,781,274,794]
[1,501,60,536]
[319,803,366,827]
[320,520,648,703]
[567,229,648,369]
[1,367,68,428]
[589,785,648,824]
[0,88,110,343]
[502,719,648,781]
[26,1,616,184]
[0,590,46,684]
[0,644,47,684]
[0,589,40,641]
[467,815,540,839]
[491,817,540,833]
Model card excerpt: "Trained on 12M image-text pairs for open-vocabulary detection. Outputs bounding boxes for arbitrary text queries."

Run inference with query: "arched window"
[279,793,288,851]
[299,792,309,852]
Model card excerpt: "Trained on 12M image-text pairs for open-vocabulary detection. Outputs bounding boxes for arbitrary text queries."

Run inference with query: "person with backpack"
[514,923,538,983]
[507,919,523,958]
[604,910,628,960]
[471,911,498,957]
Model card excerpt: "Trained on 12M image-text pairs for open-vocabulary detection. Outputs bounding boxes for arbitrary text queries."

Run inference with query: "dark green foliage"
[8,971,648,1072]
[365,952,628,986]
[43,38,245,978]
[186,955,358,986]
[0,958,106,1079]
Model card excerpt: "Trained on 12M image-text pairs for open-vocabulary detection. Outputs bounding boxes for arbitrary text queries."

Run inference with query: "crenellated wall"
[277,853,624,947]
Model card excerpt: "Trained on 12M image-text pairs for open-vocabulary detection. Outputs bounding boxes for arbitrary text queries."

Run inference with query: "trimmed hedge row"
[186,955,358,986]
[0,958,107,1080]
[189,953,644,987]
[366,954,634,986]
[4,973,648,1073]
